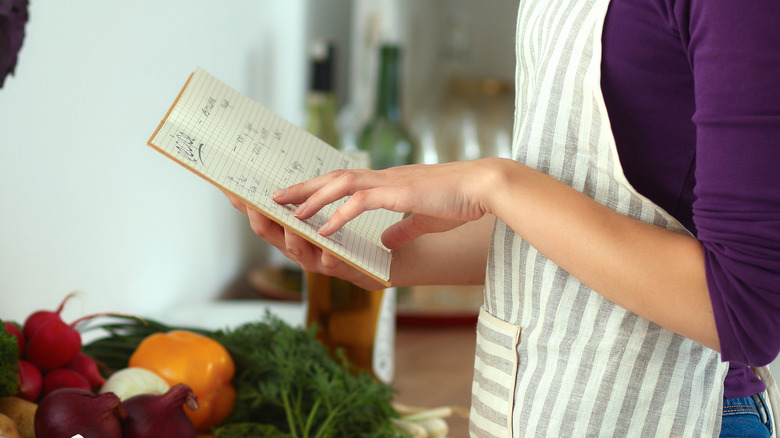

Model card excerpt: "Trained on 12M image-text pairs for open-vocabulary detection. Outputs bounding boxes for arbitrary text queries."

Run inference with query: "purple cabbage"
[0,0,29,88]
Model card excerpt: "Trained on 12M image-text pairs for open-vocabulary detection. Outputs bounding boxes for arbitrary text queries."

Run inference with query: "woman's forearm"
[486,159,720,351]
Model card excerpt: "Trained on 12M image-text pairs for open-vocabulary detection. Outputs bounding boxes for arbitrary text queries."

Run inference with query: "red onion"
[123,383,200,438]
[34,388,126,438]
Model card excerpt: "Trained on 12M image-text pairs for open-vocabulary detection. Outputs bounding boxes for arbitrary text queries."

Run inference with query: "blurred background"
[1,0,777,384]
[0,0,517,327]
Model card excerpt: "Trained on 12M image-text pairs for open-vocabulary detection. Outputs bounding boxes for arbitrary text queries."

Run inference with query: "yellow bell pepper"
[128,330,236,433]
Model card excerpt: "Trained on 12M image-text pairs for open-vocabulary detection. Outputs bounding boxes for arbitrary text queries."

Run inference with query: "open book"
[147,68,402,285]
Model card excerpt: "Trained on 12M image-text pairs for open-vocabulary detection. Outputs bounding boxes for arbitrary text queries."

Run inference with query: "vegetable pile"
[2,294,455,437]
[1,294,206,437]
[84,312,407,438]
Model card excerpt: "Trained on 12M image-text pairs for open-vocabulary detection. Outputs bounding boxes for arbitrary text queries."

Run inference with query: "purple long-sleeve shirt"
[600,0,780,398]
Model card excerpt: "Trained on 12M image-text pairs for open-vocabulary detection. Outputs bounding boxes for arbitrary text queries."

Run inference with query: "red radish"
[64,352,106,389]
[22,311,62,341]
[16,359,43,402]
[24,317,83,372]
[43,369,91,395]
[3,321,25,356]
[22,292,77,340]
[22,294,138,372]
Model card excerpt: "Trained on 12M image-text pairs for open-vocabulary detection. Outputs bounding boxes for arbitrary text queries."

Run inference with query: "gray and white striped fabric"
[469,0,729,436]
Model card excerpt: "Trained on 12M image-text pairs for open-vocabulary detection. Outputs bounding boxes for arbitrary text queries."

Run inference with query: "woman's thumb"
[381,214,464,249]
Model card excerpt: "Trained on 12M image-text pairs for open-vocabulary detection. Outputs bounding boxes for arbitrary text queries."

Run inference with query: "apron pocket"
[470,306,522,437]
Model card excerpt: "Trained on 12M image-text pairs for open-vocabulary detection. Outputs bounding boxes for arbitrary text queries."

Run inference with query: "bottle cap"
[377,0,402,43]
[310,39,335,92]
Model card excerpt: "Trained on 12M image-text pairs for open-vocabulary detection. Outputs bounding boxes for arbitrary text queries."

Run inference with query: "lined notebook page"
[147,68,402,284]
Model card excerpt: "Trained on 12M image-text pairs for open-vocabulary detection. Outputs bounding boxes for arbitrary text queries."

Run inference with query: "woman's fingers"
[245,210,325,271]
[283,227,318,263]
[283,228,386,290]
[320,250,342,270]
[275,169,367,207]
[318,251,387,291]
[228,187,386,285]
[277,168,402,219]
[224,191,248,214]
[246,207,285,246]
[316,187,396,236]
[272,160,493,246]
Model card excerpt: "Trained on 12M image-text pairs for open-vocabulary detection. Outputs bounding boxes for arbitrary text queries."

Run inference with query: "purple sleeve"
[681,0,780,366]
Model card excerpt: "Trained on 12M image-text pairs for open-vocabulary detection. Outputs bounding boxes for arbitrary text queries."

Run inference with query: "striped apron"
[469,0,730,436]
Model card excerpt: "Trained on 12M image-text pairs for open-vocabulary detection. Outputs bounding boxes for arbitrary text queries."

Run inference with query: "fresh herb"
[211,315,405,438]
[213,422,291,438]
[0,319,20,397]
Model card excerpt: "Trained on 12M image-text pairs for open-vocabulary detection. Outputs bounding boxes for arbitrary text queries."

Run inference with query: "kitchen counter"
[394,324,476,438]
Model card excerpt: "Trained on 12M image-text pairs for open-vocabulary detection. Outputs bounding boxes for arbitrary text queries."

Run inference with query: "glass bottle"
[305,41,340,148]
[303,40,395,384]
[358,44,417,169]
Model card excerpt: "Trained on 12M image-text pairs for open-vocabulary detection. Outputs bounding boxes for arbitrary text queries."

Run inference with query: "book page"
[147,68,402,284]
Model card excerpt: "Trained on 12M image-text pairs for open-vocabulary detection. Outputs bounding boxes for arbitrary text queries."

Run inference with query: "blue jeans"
[720,393,773,437]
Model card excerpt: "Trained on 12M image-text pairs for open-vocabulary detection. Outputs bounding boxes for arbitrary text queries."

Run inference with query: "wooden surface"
[393,324,477,438]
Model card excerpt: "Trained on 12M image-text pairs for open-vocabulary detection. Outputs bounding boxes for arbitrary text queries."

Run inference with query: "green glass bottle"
[305,41,340,148]
[358,44,417,169]
[303,40,395,384]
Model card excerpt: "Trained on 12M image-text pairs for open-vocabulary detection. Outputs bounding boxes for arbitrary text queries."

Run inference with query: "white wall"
[0,1,307,324]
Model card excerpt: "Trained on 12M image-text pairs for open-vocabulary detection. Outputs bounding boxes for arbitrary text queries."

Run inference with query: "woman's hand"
[273,159,508,249]
[224,191,389,291]
[225,159,503,289]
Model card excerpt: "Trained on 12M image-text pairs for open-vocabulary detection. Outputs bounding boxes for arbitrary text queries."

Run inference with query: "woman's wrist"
[389,216,494,288]
[478,158,534,219]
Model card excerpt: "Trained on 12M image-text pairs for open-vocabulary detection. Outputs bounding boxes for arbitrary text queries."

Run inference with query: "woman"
[228,0,779,435]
